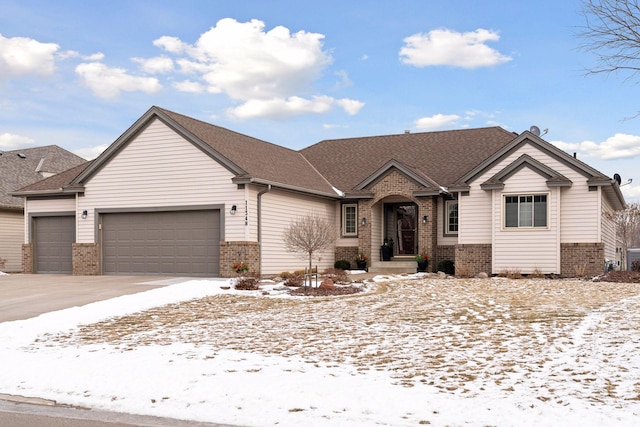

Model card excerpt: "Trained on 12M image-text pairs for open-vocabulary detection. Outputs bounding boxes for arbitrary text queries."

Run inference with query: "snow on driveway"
[1,275,640,426]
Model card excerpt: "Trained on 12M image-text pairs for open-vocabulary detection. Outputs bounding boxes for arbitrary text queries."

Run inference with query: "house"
[13,106,625,277]
[0,146,86,272]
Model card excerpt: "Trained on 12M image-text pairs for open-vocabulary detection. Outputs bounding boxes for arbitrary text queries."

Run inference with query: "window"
[505,194,547,228]
[445,200,458,235]
[342,203,357,237]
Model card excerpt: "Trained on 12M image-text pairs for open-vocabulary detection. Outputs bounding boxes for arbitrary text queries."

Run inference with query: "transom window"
[342,203,358,237]
[445,200,458,235]
[505,194,547,228]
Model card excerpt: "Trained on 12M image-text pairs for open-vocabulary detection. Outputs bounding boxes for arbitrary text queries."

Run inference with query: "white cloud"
[335,98,365,115]
[0,33,59,77]
[73,144,109,160]
[551,133,640,160]
[0,132,35,149]
[151,18,360,119]
[228,95,336,119]
[133,55,174,74]
[415,113,460,130]
[75,62,162,99]
[173,80,205,93]
[399,28,512,68]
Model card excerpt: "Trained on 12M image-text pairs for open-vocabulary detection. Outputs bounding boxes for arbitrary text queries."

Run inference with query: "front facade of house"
[14,107,625,278]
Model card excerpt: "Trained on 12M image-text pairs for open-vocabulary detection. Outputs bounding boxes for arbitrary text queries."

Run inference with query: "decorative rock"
[319,278,336,289]
[476,272,489,279]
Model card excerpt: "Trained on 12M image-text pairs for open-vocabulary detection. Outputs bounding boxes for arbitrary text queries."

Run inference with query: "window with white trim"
[445,200,458,235]
[342,203,358,237]
[504,194,547,228]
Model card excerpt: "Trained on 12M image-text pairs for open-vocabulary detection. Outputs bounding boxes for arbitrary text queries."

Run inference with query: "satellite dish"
[614,173,622,185]
[529,125,541,136]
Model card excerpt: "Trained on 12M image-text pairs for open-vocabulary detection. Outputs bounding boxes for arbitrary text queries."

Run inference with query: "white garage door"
[102,210,220,276]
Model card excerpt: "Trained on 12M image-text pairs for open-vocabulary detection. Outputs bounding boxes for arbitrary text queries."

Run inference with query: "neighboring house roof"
[0,146,86,209]
[13,161,92,196]
[300,127,518,194]
[72,106,338,198]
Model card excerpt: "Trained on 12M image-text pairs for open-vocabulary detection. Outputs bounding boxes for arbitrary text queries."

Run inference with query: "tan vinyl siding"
[260,189,335,275]
[601,192,617,264]
[458,190,492,244]
[0,210,24,272]
[492,167,559,274]
[77,119,241,243]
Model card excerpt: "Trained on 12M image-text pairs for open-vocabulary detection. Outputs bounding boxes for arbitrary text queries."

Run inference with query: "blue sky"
[1,0,639,202]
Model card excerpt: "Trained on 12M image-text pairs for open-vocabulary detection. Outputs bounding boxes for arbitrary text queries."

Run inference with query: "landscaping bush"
[436,259,455,275]
[323,268,349,284]
[632,260,640,272]
[283,274,303,287]
[334,260,351,270]
[234,276,259,290]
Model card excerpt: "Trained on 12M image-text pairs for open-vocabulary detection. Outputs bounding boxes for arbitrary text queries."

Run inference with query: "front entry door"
[384,204,417,255]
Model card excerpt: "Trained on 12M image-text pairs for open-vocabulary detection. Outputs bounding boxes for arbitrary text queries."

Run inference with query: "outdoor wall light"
[361,217,367,226]
[81,210,88,219]
[230,205,237,215]
[422,215,428,224]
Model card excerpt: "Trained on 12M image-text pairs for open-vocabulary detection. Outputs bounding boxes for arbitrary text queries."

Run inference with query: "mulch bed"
[595,270,640,283]
[289,285,364,296]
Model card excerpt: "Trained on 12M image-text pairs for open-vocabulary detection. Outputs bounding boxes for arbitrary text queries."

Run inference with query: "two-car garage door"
[102,210,220,276]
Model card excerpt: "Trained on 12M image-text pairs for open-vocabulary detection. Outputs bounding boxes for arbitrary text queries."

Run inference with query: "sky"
[1,274,639,426]
[1,0,639,202]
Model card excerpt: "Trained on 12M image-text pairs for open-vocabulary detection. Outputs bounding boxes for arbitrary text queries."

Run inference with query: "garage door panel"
[102,210,220,276]
[34,216,75,274]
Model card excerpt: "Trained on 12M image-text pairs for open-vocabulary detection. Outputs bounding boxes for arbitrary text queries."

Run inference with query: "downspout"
[257,184,272,274]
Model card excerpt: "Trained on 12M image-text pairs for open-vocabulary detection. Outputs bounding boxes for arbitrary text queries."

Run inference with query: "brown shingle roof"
[300,127,518,193]
[158,108,337,196]
[15,161,91,194]
[0,146,86,208]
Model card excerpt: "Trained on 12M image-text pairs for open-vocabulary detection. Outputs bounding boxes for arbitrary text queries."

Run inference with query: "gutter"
[257,184,272,273]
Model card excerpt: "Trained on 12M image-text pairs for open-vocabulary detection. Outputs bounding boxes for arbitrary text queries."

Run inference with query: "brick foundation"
[455,244,491,277]
[435,245,455,271]
[560,243,604,278]
[22,244,33,273]
[335,246,358,266]
[220,241,260,278]
[72,243,100,275]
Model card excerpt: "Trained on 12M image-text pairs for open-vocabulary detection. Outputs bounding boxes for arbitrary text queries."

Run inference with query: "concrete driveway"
[0,274,188,322]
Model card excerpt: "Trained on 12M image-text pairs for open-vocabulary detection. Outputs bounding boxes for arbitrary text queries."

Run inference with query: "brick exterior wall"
[335,246,358,266]
[22,243,33,274]
[72,243,100,275]
[220,241,260,278]
[560,242,604,278]
[455,244,492,277]
[435,245,455,270]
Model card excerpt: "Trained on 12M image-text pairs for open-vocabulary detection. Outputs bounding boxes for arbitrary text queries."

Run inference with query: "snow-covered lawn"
[1,274,640,426]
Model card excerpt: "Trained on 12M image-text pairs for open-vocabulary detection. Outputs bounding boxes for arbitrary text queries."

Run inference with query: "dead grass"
[39,276,640,407]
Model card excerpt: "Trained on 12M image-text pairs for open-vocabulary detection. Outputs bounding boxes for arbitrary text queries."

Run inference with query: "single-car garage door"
[102,210,220,276]
[33,216,75,274]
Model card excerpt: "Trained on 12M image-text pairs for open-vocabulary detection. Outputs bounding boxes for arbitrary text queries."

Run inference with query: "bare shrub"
[498,268,523,279]
[283,274,304,287]
[455,263,474,278]
[234,276,259,290]
[631,260,640,272]
[529,267,545,279]
[323,268,349,284]
[573,263,588,278]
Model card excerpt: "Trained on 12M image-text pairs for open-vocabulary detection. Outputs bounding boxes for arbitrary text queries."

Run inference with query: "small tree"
[283,213,337,276]
[606,202,640,269]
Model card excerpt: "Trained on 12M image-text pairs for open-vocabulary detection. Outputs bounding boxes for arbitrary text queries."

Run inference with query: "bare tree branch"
[283,213,337,274]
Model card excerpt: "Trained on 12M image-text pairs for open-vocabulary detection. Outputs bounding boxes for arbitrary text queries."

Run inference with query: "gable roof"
[0,146,86,209]
[458,131,625,209]
[300,127,518,195]
[479,154,572,190]
[73,106,338,198]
